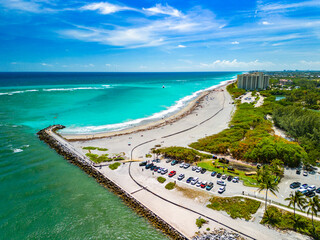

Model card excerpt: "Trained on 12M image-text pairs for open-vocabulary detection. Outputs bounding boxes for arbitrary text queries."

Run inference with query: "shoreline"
[38,125,188,239]
[61,79,235,141]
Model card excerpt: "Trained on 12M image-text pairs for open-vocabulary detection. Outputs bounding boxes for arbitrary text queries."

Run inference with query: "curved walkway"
[128,161,256,240]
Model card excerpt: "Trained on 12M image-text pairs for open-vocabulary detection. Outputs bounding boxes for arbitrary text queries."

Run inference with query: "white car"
[218,186,225,194]
[217,180,226,186]
[196,181,202,187]
[303,171,308,176]
[180,163,185,168]
[307,185,316,191]
[196,167,201,173]
[192,166,197,171]
[232,178,239,183]
[191,177,199,185]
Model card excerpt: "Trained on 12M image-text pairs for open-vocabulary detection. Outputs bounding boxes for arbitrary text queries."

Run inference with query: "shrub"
[157,177,166,183]
[83,146,97,150]
[207,196,260,220]
[109,162,121,170]
[145,154,152,158]
[114,156,125,161]
[97,147,108,151]
[196,217,207,228]
[165,182,175,190]
[158,146,211,163]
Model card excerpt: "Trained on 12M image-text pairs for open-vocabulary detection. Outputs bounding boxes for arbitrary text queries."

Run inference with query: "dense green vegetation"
[165,182,176,190]
[207,196,260,220]
[226,82,246,99]
[273,105,320,164]
[82,146,97,150]
[85,153,111,163]
[157,146,211,163]
[195,217,207,228]
[109,162,121,170]
[157,176,166,184]
[190,101,306,167]
[261,206,320,238]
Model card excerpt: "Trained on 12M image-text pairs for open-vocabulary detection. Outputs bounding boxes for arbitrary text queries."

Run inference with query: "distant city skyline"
[0,0,319,72]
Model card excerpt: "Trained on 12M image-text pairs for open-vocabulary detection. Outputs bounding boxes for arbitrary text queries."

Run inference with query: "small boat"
[162,85,165,88]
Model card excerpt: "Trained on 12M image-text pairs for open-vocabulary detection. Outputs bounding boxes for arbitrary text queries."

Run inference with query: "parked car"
[168,170,176,177]
[145,163,154,169]
[232,176,239,183]
[150,165,156,170]
[227,175,233,181]
[157,167,163,173]
[211,171,217,177]
[186,177,193,183]
[303,171,308,176]
[180,163,185,168]
[206,182,214,190]
[161,168,168,175]
[191,177,199,185]
[171,160,178,166]
[184,163,190,169]
[307,185,316,192]
[154,166,160,172]
[139,161,147,166]
[200,181,207,188]
[216,173,222,178]
[296,169,301,175]
[218,186,226,194]
[196,167,202,173]
[301,184,309,189]
[201,168,207,174]
[192,166,197,171]
[217,180,226,186]
[221,174,227,180]
[305,191,316,198]
[178,173,185,180]
[212,155,217,159]
[290,182,301,189]
[298,188,308,195]
[316,187,320,194]
[166,159,171,163]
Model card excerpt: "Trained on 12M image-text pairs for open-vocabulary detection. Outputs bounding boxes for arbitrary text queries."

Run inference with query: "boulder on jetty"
[193,228,244,240]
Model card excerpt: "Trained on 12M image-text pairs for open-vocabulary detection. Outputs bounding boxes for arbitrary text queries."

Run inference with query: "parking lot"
[139,160,320,205]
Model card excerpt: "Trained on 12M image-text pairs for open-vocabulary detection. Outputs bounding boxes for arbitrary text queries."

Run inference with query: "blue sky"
[0,0,319,71]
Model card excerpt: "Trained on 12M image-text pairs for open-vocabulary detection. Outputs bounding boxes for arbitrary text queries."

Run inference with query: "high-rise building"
[237,72,269,90]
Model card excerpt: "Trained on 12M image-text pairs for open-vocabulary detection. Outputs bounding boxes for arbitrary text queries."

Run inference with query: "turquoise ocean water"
[0,72,239,239]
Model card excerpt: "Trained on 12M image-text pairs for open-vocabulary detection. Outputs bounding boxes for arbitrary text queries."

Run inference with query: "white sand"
[58,83,309,239]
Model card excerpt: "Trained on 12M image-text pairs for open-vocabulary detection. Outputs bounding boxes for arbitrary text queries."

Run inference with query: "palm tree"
[257,166,279,213]
[304,195,320,234]
[285,191,306,222]
[270,159,284,178]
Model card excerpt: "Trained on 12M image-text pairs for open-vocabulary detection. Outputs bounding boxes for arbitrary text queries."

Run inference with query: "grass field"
[207,196,261,220]
[197,160,258,187]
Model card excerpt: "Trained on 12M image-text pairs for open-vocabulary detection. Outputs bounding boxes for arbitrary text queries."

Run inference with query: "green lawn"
[197,160,258,187]
[207,196,260,220]
[261,206,320,238]
[109,162,121,170]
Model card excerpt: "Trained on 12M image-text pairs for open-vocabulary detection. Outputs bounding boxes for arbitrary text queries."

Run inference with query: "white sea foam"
[13,148,23,153]
[43,86,111,92]
[61,78,236,134]
[0,89,39,96]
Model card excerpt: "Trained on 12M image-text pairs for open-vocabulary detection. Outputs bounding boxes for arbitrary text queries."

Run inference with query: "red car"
[168,170,176,177]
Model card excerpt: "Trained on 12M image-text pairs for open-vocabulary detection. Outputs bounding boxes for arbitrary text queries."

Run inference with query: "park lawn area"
[207,196,260,221]
[197,160,258,187]
[85,153,113,163]
[261,206,320,238]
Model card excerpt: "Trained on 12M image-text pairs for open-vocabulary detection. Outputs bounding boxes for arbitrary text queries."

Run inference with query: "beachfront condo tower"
[237,72,269,90]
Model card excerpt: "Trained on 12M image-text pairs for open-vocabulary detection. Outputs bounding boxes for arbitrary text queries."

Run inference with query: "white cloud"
[143,4,181,17]
[231,41,239,44]
[105,64,111,67]
[139,65,147,69]
[258,0,320,13]
[81,2,134,14]
[262,21,271,25]
[299,60,320,67]
[41,63,52,66]
[61,8,221,48]
[177,44,186,48]
[200,59,274,70]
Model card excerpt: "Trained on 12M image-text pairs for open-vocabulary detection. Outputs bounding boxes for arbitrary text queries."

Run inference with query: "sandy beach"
[56,82,309,239]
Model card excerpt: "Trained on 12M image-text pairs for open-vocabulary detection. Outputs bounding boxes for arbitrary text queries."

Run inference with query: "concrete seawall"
[37,125,187,240]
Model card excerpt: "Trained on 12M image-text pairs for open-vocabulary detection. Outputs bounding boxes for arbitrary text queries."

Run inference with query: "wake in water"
[60,78,235,134]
